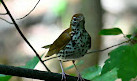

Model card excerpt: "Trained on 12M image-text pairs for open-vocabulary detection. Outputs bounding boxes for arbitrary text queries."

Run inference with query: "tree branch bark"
[0,64,89,81]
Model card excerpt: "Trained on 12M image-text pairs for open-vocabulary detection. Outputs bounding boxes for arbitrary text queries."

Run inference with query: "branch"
[87,40,130,54]
[16,0,40,20]
[44,56,58,61]
[0,17,13,24]
[0,0,50,72]
[0,64,89,81]
[0,13,7,15]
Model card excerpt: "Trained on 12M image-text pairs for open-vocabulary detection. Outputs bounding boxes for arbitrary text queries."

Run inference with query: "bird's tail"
[42,44,52,49]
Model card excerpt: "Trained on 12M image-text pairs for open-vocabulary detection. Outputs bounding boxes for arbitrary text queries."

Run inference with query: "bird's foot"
[77,73,85,81]
[61,72,67,81]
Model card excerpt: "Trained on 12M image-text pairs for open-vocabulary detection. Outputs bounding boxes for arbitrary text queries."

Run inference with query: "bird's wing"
[45,28,71,57]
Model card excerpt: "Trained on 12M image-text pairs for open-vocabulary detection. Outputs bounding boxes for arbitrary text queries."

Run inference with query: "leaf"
[99,28,123,35]
[101,44,137,81]
[22,54,44,69]
[22,56,40,69]
[0,74,11,81]
[81,65,101,80]
[126,34,132,39]
[93,68,118,81]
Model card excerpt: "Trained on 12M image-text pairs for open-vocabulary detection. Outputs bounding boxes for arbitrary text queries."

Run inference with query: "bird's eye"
[73,17,77,21]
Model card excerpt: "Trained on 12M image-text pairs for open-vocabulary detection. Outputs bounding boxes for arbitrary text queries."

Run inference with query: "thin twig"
[87,40,130,54]
[44,56,57,62]
[0,17,13,24]
[0,13,7,15]
[1,0,51,72]
[16,0,40,20]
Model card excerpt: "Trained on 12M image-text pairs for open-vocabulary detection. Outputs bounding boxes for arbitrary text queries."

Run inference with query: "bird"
[43,13,91,81]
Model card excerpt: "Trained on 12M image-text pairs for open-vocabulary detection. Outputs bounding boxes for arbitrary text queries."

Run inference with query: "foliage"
[82,65,102,80]
[81,66,118,81]
[0,74,11,81]
[101,44,137,81]
[126,34,132,39]
[22,56,40,69]
[93,68,118,81]
[0,56,40,81]
[99,28,123,35]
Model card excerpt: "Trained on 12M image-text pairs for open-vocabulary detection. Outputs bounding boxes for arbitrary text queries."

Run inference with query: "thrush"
[43,13,91,81]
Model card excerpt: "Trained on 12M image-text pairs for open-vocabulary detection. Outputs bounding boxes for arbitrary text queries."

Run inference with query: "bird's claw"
[77,73,85,81]
[61,72,66,81]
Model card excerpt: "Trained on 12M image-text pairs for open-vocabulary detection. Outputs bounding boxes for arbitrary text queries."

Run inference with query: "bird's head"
[70,13,85,28]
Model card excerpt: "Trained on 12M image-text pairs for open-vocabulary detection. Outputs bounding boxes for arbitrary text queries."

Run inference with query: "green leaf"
[0,74,11,81]
[101,44,137,81]
[93,68,118,81]
[99,28,123,35]
[22,56,40,69]
[81,65,101,80]
[126,34,132,39]
[23,54,44,69]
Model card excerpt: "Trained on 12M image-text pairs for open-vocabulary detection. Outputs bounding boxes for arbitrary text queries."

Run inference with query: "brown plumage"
[45,28,71,57]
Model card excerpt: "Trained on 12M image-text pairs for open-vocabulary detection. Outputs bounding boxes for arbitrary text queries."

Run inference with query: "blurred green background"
[0,0,137,81]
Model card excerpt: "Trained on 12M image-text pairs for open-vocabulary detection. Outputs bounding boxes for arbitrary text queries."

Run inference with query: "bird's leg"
[59,60,66,81]
[72,60,85,81]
